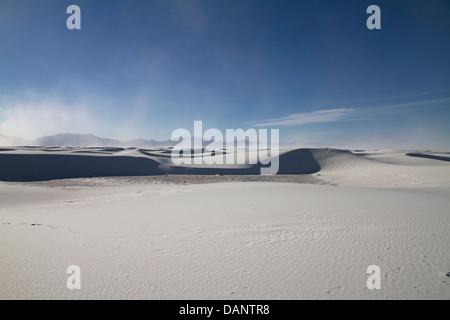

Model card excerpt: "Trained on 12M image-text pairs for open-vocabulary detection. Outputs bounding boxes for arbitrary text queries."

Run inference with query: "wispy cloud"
[0,92,100,139]
[360,97,450,117]
[0,90,168,141]
[251,108,358,127]
[251,97,450,127]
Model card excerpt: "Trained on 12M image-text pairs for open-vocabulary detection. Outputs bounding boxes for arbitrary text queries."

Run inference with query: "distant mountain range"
[0,133,283,148]
[0,133,177,148]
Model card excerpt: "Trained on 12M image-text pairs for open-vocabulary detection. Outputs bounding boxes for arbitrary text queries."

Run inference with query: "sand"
[0,147,449,299]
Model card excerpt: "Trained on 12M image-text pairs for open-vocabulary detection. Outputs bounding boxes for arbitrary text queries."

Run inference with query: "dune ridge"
[0,147,449,188]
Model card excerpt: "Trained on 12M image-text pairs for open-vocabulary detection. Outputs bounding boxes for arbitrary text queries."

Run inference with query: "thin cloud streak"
[252,108,358,127]
[252,97,450,127]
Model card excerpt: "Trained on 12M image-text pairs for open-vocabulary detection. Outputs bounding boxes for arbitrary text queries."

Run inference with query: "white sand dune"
[0,147,449,299]
[1,146,449,185]
[312,149,450,188]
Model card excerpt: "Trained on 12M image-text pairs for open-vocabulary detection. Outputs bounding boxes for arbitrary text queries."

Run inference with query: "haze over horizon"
[1,0,449,149]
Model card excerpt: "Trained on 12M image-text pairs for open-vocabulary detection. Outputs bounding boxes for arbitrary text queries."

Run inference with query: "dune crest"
[0,147,449,188]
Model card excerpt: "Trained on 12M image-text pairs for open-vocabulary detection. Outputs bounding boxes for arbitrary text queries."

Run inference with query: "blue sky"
[0,0,449,149]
